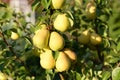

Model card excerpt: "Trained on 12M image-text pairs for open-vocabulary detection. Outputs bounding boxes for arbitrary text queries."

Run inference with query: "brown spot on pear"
[40,49,55,69]
[32,28,50,49]
[54,14,70,32]
[49,31,65,51]
[56,52,71,72]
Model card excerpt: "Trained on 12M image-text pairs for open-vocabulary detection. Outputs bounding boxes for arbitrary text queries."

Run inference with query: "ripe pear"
[78,30,90,44]
[11,31,19,40]
[64,48,77,62]
[49,31,65,51]
[56,52,71,72]
[40,49,55,69]
[54,14,70,32]
[0,72,7,80]
[85,1,96,19]
[90,33,102,45]
[52,0,64,9]
[32,28,50,49]
[35,24,47,34]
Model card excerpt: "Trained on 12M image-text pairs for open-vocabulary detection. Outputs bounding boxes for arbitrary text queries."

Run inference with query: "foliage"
[0,0,120,80]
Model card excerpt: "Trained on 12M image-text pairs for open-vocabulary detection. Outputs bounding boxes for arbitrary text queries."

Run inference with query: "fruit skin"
[49,31,65,51]
[52,0,64,9]
[32,28,50,49]
[78,30,90,44]
[54,14,70,32]
[90,33,102,45]
[40,49,55,69]
[0,72,7,80]
[56,52,71,72]
[64,48,77,62]
[85,1,96,19]
[11,31,19,40]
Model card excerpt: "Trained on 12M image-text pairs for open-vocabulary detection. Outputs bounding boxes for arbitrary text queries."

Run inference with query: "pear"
[11,31,19,40]
[49,31,65,51]
[56,52,71,72]
[0,72,7,80]
[32,28,50,49]
[54,14,70,32]
[64,48,77,62]
[78,30,90,44]
[35,24,47,34]
[85,1,96,19]
[40,49,55,69]
[52,0,64,9]
[90,33,102,45]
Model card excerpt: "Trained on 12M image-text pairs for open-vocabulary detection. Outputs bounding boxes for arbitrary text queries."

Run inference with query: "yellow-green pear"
[52,0,64,9]
[54,14,70,32]
[90,33,102,45]
[40,49,55,69]
[78,30,90,44]
[85,1,96,19]
[11,31,19,40]
[49,31,65,51]
[32,28,50,49]
[0,72,7,80]
[35,24,47,34]
[56,52,71,72]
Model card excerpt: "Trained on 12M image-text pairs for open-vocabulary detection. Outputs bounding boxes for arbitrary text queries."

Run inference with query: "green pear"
[40,49,55,69]
[49,31,65,51]
[56,52,71,72]
[32,28,50,49]
[54,14,70,32]
[78,30,90,44]
[85,1,96,19]
[90,33,102,45]
[52,0,64,9]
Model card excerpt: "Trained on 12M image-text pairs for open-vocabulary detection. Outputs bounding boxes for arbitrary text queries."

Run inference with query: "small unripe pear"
[54,14,70,32]
[11,31,19,40]
[78,30,90,44]
[52,0,64,9]
[64,48,77,62]
[90,33,102,45]
[0,72,7,80]
[49,31,65,51]
[56,52,71,72]
[32,28,50,49]
[40,49,55,69]
[85,1,96,19]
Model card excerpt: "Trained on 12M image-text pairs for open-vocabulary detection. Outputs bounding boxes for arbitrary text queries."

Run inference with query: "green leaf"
[117,42,120,51]
[112,67,120,80]
[102,71,111,80]
[41,0,52,9]
[75,72,81,80]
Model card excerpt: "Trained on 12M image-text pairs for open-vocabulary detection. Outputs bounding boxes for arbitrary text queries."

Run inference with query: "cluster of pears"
[32,13,77,72]
[78,29,102,47]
